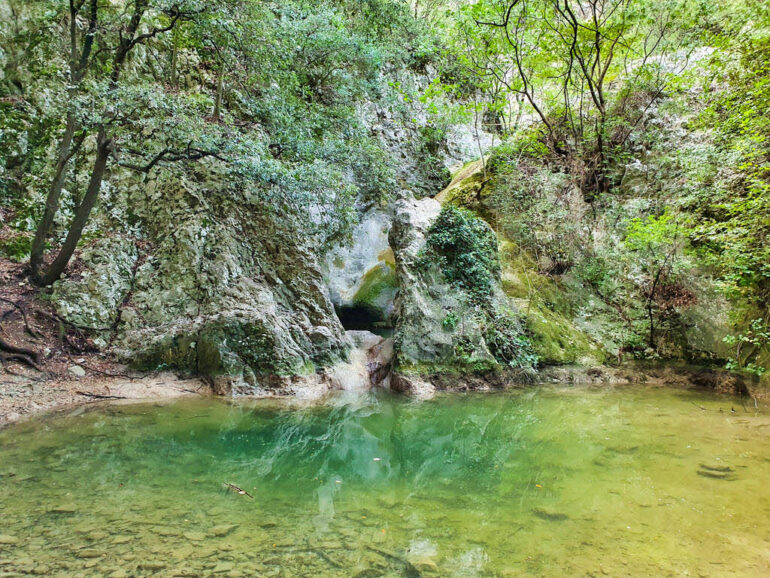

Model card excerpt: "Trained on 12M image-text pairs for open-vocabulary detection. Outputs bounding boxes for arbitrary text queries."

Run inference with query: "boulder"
[51,236,138,333]
[388,194,496,372]
[103,177,348,394]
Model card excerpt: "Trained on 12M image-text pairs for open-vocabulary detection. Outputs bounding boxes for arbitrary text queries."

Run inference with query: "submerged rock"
[213,561,235,573]
[48,504,77,514]
[209,524,239,538]
[75,549,102,559]
[531,508,569,522]
[697,464,738,481]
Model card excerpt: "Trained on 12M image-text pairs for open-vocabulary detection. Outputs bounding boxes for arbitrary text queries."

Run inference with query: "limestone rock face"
[124,218,347,393]
[52,236,138,334]
[323,209,397,328]
[388,194,495,370]
[358,69,494,199]
[58,177,348,395]
[359,99,449,199]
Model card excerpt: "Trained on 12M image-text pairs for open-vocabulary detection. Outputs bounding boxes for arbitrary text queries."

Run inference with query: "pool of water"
[0,385,769,576]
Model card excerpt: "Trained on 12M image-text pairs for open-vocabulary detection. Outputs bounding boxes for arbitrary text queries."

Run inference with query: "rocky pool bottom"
[0,386,768,577]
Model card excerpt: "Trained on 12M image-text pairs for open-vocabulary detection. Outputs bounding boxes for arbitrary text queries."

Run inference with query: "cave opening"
[335,304,393,337]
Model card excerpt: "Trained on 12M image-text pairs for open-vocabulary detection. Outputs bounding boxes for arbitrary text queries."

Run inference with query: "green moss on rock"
[133,318,319,381]
[352,262,398,310]
[524,305,605,365]
[499,241,605,365]
[437,160,500,226]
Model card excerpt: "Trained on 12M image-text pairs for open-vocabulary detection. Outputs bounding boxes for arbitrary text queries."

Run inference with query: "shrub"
[484,310,539,368]
[422,205,500,306]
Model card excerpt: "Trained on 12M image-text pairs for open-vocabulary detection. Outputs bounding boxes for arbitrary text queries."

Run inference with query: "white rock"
[68,365,86,377]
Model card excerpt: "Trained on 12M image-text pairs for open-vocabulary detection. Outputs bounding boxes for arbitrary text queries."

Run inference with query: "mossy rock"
[395,358,500,377]
[132,318,321,382]
[351,261,398,312]
[499,242,574,315]
[499,240,604,365]
[436,160,498,225]
[522,303,605,365]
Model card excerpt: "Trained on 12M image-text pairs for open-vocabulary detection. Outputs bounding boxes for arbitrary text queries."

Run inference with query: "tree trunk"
[213,62,225,119]
[170,27,179,88]
[34,130,112,287]
[595,113,610,194]
[647,299,655,349]
[30,0,98,284]
[30,112,79,284]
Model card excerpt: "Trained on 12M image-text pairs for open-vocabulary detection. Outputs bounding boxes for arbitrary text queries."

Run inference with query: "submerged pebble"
[48,504,77,514]
[209,524,239,537]
[74,549,102,559]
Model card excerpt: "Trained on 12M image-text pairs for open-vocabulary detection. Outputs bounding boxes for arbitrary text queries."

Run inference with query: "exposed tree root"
[0,332,42,371]
[0,297,44,339]
[75,391,127,400]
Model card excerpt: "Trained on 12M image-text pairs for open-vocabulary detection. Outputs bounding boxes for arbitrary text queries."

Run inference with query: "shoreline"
[1,362,764,428]
[0,371,209,427]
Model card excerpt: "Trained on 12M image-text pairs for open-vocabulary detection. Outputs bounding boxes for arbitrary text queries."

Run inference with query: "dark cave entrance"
[335,304,393,337]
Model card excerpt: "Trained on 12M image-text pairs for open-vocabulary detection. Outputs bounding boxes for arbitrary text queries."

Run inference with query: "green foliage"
[5,0,768,374]
[0,231,32,261]
[690,35,770,305]
[625,210,681,258]
[442,310,459,330]
[724,319,769,377]
[483,309,539,368]
[1,0,436,258]
[421,205,537,368]
[416,123,452,193]
[480,137,703,357]
[422,205,500,306]
[487,129,550,169]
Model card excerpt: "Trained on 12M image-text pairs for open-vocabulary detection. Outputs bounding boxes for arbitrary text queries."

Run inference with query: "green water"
[0,386,769,577]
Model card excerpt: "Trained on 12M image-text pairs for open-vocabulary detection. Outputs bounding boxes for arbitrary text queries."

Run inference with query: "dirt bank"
[0,371,208,426]
[3,361,766,427]
[0,260,210,426]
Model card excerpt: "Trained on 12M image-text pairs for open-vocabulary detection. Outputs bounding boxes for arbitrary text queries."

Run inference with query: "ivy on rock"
[421,205,536,369]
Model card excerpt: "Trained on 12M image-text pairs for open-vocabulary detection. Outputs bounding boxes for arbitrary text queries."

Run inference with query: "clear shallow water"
[0,386,769,577]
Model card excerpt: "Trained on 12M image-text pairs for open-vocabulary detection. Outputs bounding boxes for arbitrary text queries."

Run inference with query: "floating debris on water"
[223,482,254,498]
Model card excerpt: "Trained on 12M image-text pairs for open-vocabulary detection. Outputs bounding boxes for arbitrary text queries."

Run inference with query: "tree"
[625,209,693,349]
[29,0,205,286]
[28,0,97,283]
[470,0,684,198]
